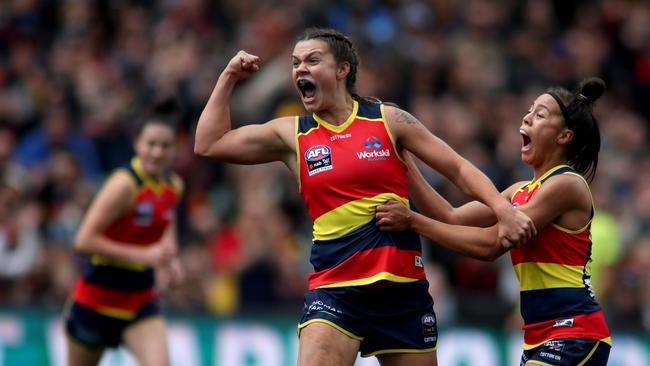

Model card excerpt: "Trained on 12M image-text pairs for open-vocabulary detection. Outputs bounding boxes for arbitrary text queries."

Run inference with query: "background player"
[64,100,184,366]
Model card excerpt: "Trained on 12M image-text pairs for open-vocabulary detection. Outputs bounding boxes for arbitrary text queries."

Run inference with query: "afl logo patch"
[305,145,333,176]
[421,313,437,336]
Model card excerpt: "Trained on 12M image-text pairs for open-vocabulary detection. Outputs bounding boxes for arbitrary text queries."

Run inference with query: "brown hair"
[546,77,606,183]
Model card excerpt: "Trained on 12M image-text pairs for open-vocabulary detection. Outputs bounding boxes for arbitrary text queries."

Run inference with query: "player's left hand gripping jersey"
[72,157,181,319]
[510,165,611,349]
[296,100,425,290]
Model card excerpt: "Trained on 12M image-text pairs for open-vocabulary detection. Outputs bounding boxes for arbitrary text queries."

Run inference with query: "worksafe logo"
[358,136,390,161]
[364,136,382,149]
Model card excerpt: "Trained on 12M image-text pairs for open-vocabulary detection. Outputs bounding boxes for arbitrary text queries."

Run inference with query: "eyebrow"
[535,104,551,113]
[292,50,324,60]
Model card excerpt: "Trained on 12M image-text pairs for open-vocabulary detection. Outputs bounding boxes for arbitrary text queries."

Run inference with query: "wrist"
[492,200,513,219]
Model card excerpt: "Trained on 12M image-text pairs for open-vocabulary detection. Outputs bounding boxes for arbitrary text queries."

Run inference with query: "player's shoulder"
[544,171,589,193]
[383,105,420,126]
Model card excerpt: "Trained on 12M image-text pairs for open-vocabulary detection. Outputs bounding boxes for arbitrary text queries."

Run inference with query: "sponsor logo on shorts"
[543,340,565,352]
[553,318,574,328]
[415,256,424,268]
[306,300,342,315]
[539,351,562,361]
[421,313,436,335]
[305,145,333,176]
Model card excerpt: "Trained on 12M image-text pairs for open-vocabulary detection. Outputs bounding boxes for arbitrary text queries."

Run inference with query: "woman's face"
[519,93,571,166]
[292,39,341,113]
[134,122,177,177]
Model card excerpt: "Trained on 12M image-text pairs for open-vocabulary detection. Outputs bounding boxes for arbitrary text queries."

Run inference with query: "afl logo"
[305,145,333,176]
[305,145,331,161]
[422,314,436,327]
[421,313,437,335]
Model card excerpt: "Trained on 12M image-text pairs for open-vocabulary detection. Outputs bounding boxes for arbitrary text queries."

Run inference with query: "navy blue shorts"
[298,280,437,357]
[520,338,611,366]
[65,300,160,349]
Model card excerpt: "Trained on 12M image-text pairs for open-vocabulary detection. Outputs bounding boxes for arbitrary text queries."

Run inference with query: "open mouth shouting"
[520,128,532,152]
[297,79,317,105]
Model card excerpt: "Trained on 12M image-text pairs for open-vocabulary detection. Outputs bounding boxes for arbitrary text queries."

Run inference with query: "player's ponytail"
[135,97,181,137]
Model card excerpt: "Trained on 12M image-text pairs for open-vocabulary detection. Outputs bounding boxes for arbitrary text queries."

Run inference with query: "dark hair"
[134,98,180,137]
[546,77,606,183]
[297,28,379,104]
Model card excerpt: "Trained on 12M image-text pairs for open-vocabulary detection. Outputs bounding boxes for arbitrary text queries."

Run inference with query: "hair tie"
[547,91,571,124]
[577,93,588,102]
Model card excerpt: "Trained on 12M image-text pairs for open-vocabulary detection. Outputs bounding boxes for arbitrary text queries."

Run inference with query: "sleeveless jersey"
[510,165,611,348]
[72,157,181,319]
[296,100,425,290]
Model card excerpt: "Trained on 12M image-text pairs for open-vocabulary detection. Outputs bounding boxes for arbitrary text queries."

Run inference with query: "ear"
[336,62,350,80]
[556,129,574,145]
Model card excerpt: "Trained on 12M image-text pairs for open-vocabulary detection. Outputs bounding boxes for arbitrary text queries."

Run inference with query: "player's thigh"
[122,317,169,366]
[66,338,104,366]
[377,350,438,366]
[298,322,361,366]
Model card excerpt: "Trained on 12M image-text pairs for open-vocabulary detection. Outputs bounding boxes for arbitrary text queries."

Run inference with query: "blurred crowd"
[1,0,649,332]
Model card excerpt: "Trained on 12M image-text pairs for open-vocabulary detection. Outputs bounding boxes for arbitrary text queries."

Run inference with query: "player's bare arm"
[385,105,536,246]
[194,51,296,168]
[74,172,173,266]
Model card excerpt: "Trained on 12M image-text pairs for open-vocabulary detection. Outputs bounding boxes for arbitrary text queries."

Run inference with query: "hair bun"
[578,77,606,104]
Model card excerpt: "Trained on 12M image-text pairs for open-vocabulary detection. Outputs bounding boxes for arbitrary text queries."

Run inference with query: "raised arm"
[194,51,295,166]
[386,106,535,247]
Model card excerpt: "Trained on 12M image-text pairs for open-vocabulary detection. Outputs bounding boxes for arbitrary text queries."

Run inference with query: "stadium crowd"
[0,0,649,332]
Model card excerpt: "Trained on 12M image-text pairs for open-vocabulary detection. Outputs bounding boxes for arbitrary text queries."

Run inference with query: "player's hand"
[167,257,186,286]
[224,50,260,80]
[142,240,176,267]
[496,207,536,248]
[376,199,413,231]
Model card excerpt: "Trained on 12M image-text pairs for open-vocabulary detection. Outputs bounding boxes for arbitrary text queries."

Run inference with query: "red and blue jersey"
[296,100,425,290]
[510,165,611,348]
[72,157,181,320]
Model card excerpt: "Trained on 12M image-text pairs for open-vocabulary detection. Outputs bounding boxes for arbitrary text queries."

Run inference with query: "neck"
[315,94,355,126]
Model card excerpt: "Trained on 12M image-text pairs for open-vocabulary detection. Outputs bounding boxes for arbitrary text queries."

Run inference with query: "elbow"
[73,234,91,254]
[193,144,207,156]
[193,140,211,156]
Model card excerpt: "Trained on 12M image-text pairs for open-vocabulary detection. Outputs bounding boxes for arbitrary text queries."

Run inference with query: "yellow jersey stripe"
[314,271,419,289]
[514,262,585,290]
[91,255,148,271]
[313,193,408,241]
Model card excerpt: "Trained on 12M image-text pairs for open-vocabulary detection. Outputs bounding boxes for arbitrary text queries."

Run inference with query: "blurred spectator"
[13,104,102,182]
